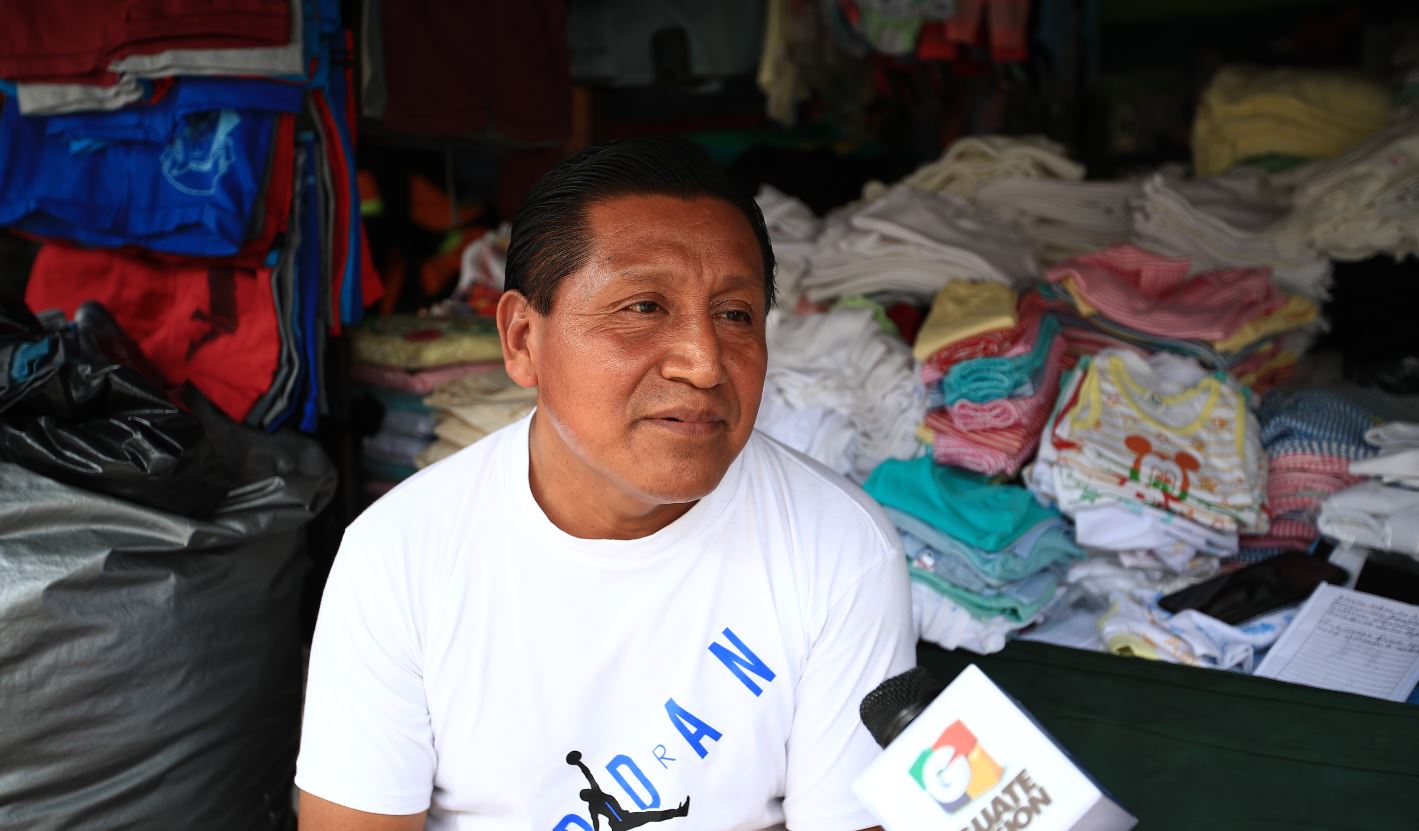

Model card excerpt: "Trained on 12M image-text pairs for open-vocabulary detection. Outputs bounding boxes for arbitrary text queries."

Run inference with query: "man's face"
[523,194,768,509]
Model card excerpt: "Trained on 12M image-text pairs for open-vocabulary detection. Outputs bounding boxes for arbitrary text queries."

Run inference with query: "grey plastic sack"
[0,423,335,831]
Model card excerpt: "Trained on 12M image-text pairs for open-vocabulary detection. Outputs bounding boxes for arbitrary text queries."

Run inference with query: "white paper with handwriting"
[1255,583,1419,702]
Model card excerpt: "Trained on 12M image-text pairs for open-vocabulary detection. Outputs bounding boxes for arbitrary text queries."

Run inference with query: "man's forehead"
[580,196,762,272]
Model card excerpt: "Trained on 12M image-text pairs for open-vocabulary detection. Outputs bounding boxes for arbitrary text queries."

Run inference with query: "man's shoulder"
[350,420,518,539]
[741,431,900,552]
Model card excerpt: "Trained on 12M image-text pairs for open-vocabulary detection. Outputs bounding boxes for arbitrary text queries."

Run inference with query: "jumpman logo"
[565,751,690,831]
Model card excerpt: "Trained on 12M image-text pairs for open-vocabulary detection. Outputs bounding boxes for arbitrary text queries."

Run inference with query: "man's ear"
[496,290,539,389]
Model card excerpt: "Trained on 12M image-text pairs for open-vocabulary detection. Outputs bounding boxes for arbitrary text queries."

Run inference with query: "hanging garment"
[25,244,281,423]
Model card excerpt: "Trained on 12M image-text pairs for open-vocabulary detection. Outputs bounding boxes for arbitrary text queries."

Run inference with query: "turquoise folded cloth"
[941,314,1060,404]
[889,508,1082,590]
[865,456,1059,551]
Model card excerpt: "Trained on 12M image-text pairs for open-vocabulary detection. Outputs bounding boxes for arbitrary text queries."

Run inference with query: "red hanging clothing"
[0,0,290,82]
[25,243,281,423]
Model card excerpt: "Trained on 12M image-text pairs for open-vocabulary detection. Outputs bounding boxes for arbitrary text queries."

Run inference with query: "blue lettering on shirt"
[664,698,722,759]
[708,627,777,697]
[607,754,660,809]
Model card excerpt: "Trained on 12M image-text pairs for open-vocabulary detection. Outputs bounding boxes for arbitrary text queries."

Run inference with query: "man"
[296,137,913,830]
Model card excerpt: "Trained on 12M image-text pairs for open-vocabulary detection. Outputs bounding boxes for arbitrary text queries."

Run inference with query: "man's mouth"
[645,410,727,435]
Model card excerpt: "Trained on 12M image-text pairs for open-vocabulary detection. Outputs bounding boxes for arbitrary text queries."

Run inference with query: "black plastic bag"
[0,297,229,517]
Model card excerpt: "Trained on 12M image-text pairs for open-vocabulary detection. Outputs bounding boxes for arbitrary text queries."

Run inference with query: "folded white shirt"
[1319,481,1419,557]
[1349,448,1419,486]
[975,179,1139,264]
[911,582,1025,656]
[1365,421,1419,450]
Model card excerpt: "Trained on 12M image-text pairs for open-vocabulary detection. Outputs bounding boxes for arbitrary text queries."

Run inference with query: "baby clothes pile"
[1096,590,1294,672]
[1040,245,1321,394]
[1030,348,1268,572]
[1131,173,1333,301]
[914,283,1065,477]
[865,457,1083,654]
[1319,421,1419,557]
[415,369,537,469]
[802,184,1036,302]
[1240,390,1380,560]
[755,306,922,481]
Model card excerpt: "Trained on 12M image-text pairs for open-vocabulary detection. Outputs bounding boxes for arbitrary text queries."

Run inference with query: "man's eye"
[722,309,753,323]
[627,301,662,314]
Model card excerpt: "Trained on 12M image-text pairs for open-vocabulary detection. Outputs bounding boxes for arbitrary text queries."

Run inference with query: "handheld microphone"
[860,667,946,749]
[853,665,1136,831]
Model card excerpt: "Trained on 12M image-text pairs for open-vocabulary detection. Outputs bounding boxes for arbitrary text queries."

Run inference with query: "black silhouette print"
[565,751,690,830]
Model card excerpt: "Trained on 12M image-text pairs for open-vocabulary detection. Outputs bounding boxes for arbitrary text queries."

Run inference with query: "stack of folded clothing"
[755,185,820,309]
[1031,349,1269,567]
[1239,390,1381,560]
[755,306,922,481]
[1319,421,1419,558]
[861,134,1084,201]
[803,184,1035,302]
[865,456,1084,654]
[974,179,1140,265]
[0,77,302,256]
[1040,245,1322,394]
[356,385,438,493]
[1131,173,1332,301]
[349,314,504,370]
[914,283,1065,477]
[348,315,507,486]
[1270,114,1419,262]
[1191,66,1391,177]
[0,1,302,113]
[9,1,381,433]
[351,361,504,492]
[416,369,537,469]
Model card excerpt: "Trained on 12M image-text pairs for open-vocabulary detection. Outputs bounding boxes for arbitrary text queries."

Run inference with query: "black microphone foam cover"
[860,667,947,749]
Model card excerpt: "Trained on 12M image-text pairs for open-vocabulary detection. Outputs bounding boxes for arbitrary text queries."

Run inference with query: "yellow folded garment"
[1193,66,1391,176]
[1211,294,1319,353]
[350,314,504,369]
[912,280,1019,360]
[1234,351,1299,389]
[1061,276,1099,317]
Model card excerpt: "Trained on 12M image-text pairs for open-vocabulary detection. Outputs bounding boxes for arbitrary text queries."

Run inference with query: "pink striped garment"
[350,360,502,395]
[946,336,1066,430]
[922,339,1062,476]
[1047,244,1286,342]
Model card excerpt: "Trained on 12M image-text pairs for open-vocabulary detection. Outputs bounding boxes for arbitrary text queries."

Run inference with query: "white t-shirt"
[296,415,914,831]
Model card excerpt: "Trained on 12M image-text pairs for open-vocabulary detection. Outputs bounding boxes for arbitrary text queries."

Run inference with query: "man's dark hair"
[504,137,776,315]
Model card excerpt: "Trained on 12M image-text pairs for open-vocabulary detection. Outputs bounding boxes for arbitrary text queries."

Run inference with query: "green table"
[917,640,1419,830]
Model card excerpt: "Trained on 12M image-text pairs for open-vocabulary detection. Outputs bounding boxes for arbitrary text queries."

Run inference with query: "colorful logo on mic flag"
[909,720,1003,813]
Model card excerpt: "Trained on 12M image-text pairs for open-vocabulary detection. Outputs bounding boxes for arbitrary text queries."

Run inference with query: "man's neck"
[526,413,697,540]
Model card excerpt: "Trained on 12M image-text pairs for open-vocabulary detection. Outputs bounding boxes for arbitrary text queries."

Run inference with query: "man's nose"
[660,313,726,389]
